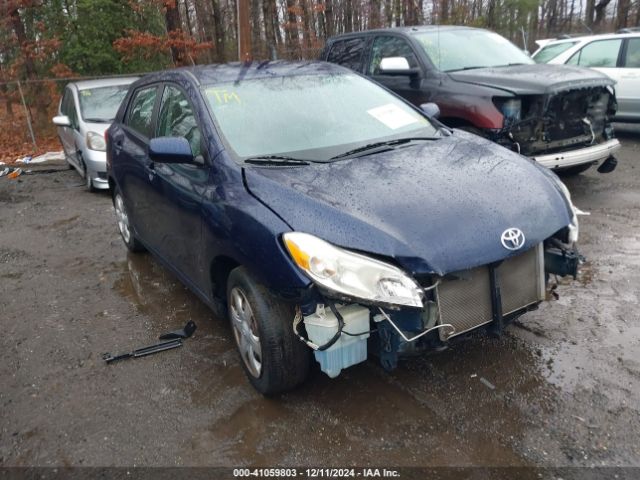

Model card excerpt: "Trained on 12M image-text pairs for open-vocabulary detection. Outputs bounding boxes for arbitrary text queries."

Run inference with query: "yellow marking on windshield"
[207,88,241,105]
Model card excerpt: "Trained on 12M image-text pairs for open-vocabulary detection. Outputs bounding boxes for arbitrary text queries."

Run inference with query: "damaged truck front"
[448,64,620,174]
[322,26,621,175]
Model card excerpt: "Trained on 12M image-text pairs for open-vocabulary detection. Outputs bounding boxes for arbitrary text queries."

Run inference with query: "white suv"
[532,32,640,123]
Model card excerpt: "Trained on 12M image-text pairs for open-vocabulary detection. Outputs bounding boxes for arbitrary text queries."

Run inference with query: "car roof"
[135,61,352,86]
[328,25,486,40]
[540,31,640,46]
[70,77,139,90]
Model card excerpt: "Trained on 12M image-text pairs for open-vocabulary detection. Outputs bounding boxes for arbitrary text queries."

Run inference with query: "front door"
[148,84,209,291]
[368,35,428,106]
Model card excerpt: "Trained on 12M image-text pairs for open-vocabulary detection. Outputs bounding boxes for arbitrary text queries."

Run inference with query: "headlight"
[86,131,106,151]
[283,232,424,308]
[495,98,522,127]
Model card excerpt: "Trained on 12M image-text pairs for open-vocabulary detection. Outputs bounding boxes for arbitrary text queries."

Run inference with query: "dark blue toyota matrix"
[107,61,581,395]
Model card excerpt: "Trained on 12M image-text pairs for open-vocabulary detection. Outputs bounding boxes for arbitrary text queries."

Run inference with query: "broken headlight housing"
[494,97,522,127]
[283,232,423,308]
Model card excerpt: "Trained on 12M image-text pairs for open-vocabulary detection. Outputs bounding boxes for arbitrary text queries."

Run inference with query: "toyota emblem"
[501,228,525,251]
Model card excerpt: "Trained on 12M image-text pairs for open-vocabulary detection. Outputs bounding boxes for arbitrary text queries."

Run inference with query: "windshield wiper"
[330,137,438,160]
[446,66,486,72]
[84,118,113,123]
[244,155,311,166]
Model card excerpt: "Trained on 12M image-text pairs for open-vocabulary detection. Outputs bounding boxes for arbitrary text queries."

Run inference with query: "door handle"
[113,139,123,153]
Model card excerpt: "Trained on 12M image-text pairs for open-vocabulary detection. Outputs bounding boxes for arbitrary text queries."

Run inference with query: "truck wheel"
[113,187,145,253]
[557,163,593,176]
[227,266,310,395]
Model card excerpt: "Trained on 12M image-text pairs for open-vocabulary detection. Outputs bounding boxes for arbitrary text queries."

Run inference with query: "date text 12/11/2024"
[233,468,401,478]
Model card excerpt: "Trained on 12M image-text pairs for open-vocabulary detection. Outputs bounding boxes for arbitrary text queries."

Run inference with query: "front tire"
[113,187,145,253]
[227,267,310,395]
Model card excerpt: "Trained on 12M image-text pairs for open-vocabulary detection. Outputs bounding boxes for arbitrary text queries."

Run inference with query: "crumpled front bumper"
[532,139,621,170]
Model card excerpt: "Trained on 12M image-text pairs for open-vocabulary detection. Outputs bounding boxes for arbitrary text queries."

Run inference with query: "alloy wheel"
[114,194,131,244]
[230,286,262,378]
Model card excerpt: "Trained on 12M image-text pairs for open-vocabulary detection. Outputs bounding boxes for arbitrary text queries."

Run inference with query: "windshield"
[203,73,438,162]
[78,85,130,122]
[413,30,534,72]
[532,42,578,63]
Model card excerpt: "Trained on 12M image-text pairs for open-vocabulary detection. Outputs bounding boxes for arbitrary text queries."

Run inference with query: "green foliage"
[61,0,135,74]
[60,0,167,75]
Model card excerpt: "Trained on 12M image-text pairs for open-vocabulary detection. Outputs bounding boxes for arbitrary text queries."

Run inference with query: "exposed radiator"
[436,245,544,340]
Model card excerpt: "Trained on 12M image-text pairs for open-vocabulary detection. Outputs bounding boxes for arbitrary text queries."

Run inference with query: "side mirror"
[53,115,71,127]
[420,102,440,120]
[379,57,421,77]
[149,137,194,164]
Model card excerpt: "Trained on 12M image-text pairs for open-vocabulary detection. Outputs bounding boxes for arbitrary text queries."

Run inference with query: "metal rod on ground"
[17,81,37,149]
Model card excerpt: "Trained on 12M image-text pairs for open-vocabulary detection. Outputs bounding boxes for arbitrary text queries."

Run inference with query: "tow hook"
[597,156,617,174]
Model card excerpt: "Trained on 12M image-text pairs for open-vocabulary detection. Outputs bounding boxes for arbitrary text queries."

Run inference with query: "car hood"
[244,131,572,276]
[448,63,615,95]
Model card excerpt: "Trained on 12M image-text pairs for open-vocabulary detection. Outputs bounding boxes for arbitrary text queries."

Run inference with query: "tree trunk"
[594,0,612,29]
[165,0,183,64]
[211,0,226,61]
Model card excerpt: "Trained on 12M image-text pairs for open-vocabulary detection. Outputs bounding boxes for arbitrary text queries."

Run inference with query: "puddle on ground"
[113,253,216,331]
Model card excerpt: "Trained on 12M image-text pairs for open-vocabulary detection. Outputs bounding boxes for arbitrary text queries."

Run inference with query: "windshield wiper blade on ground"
[244,155,311,166]
[330,137,438,160]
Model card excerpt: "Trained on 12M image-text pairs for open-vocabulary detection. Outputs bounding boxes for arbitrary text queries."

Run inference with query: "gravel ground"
[1,126,639,472]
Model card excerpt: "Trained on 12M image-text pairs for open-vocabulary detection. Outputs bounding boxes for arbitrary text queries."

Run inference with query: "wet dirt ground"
[1,126,639,470]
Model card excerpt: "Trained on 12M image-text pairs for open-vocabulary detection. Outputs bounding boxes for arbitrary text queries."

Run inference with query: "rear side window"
[125,86,158,138]
[326,38,366,71]
[568,39,622,67]
[532,42,577,63]
[623,38,640,68]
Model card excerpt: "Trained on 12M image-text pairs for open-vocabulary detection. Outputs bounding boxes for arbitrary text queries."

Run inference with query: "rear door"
[617,37,640,120]
[146,83,209,289]
[113,85,160,243]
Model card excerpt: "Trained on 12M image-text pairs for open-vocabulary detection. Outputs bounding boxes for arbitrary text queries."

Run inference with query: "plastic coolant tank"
[303,304,370,378]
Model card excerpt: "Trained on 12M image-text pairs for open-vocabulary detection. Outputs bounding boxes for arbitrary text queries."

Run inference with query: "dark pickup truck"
[321,26,620,175]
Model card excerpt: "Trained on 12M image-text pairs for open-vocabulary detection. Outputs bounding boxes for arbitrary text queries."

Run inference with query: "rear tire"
[227,267,310,395]
[113,187,145,253]
[556,163,594,176]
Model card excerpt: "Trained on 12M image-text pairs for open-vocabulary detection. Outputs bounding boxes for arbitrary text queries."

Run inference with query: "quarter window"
[623,38,640,68]
[326,38,366,71]
[156,86,202,157]
[369,36,419,75]
[126,86,158,138]
[568,39,622,67]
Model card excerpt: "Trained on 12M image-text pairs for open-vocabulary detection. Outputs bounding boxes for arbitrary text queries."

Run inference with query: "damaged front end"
[490,85,620,172]
[286,229,580,379]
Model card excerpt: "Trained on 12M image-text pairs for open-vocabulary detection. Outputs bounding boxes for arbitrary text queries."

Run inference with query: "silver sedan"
[52,77,137,191]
